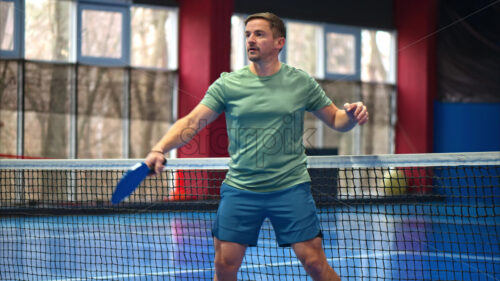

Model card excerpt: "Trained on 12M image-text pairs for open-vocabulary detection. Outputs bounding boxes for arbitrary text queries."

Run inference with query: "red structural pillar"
[169,0,232,201]
[177,0,232,158]
[394,0,437,154]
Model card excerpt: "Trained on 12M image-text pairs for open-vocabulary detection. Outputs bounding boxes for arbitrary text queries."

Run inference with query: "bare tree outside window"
[81,10,122,58]
[360,30,395,155]
[130,7,176,157]
[24,62,71,158]
[0,61,17,155]
[286,22,319,77]
[130,70,174,158]
[22,0,73,158]
[78,66,124,158]
[230,15,245,71]
[361,30,394,83]
[0,2,179,160]
[25,0,73,61]
[131,7,171,68]
[326,32,356,75]
[0,1,15,51]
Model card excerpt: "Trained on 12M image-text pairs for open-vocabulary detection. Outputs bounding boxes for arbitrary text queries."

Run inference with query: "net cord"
[0,151,498,170]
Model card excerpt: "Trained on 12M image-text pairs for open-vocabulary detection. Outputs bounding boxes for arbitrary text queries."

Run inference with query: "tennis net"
[0,152,499,280]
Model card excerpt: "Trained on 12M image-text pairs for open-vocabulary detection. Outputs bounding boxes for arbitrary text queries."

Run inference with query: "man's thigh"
[213,237,247,264]
[267,182,322,246]
[212,183,266,246]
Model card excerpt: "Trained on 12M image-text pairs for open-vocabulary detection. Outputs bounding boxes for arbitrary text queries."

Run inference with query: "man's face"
[245,19,283,62]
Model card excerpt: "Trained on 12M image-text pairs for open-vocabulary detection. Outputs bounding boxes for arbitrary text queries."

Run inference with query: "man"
[145,12,368,281]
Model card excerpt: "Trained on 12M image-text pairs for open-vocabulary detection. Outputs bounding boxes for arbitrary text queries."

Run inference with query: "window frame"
[23,0,77,63]
[79,0,131,5]
[324,24,362,81]
[77,2,131,66]
[0,0,24,58]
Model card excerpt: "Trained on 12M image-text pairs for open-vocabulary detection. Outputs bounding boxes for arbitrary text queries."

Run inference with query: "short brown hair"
[245,12,286,39]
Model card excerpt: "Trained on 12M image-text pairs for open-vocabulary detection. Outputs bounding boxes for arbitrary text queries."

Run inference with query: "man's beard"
[247,47,260,62]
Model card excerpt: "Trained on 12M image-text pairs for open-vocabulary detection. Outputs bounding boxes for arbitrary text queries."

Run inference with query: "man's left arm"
[312,102,369,132]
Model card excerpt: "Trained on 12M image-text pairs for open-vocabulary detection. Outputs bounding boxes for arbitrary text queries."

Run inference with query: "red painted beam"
[177,0,233,158]
[394,0,437,153]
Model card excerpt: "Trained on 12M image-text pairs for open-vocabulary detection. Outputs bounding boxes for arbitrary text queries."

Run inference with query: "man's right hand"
[145,150,167,175]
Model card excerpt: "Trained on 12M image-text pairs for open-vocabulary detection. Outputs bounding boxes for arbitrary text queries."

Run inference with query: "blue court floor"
[1,203,499,281]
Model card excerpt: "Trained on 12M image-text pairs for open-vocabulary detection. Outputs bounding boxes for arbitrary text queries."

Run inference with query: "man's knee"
[213,239,246,278]
[301,255,327,276]
[214,255,242,274]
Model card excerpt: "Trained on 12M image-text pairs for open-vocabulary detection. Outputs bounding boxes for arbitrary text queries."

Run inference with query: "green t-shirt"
[201,63,332,192]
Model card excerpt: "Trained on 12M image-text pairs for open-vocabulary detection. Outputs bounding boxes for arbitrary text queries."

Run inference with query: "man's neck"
[249,59,281,76]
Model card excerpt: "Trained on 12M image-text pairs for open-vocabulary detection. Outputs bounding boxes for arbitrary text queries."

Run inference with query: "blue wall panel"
[434,102,500,205]
[434,102,500,152]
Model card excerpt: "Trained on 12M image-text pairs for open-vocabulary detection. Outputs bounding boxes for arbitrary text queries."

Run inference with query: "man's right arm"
[145,103,220,174]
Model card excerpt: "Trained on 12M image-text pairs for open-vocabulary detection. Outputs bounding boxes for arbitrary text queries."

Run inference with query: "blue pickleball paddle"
[111,162,150,204]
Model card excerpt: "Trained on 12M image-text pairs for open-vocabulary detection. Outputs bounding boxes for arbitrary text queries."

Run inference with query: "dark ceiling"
[133,0,394,29]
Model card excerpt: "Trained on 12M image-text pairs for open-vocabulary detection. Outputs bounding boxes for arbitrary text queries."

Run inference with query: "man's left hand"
[344,102,369,125]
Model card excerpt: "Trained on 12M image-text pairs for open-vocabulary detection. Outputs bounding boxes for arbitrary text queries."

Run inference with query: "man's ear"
[275,37,285,51]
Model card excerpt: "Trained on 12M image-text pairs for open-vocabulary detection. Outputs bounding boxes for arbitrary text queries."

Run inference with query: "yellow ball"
[383,169,407,195]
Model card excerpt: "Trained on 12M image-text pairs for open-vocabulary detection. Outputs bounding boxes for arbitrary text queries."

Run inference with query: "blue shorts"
[212,182,322,247]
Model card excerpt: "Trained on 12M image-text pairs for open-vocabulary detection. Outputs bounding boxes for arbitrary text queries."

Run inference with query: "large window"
[231,15,397,155]
[77,66,124,158]
[25,0,75,62]
[131,6,178,69]
[325,26,361,80]
[0,0,178,159]
[78,3,129,65]
[230,15,245,71]
[24,62,72,158]
[361,29,396,83]
[0,61,18,156]
[286,21,322,78]
[130,69,175,158]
